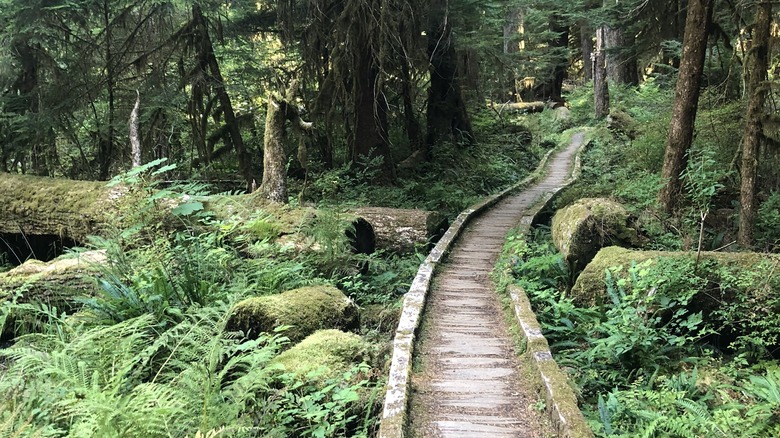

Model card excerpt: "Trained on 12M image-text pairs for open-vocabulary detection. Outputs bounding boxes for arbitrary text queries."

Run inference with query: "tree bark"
[99,0,115,180]
[260,97,288,203]
[604,25,638,86]
[351,207,448,254]
[400,56,424,157]
[426,0,475,148]
[351,36,395,183]
[658,0,714,214]
[738,2,772,246]
[192,5,255,191]
[547,15,569,101]
[594,27,610,118]
[130,90,142,168]
[580,21,593,81]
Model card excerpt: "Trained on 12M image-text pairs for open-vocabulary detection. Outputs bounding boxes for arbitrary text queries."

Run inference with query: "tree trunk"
[580,21,593,81]
[594,27,610,118]
[548,15,569,101]
[99,0,115,180]
[738,2,772,246]
[426,0,475,148]
[351,37,395,183]
[658,0,714,214]
[192,5,256,191]
[604,25,638,85]
[503,8,522,54]
[400,56,424,157]
[260,97,288,203]
[130,90,142,168]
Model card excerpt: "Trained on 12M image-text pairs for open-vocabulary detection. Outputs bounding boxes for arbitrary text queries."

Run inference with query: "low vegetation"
[497,84,780,437]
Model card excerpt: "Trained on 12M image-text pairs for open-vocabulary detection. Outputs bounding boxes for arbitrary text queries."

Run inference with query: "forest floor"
[406,133,583,437]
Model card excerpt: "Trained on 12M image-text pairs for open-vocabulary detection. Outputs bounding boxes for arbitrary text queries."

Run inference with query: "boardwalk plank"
[408,133,583,437]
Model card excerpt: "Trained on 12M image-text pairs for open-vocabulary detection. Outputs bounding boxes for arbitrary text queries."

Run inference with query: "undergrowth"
[500,227,780,437]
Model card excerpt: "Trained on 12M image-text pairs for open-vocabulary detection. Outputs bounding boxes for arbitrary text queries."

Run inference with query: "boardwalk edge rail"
[506,133,594,438]
[378,131,589,438]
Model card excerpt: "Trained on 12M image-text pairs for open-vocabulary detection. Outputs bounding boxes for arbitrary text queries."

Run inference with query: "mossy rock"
[551,198,637,269]
[0,250,105,310]
[572,246,778,306]
[606,110,638,139]
[226,285,359,342]
[270,329,373,380]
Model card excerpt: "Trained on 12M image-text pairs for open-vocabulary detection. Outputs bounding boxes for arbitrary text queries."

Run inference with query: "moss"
[226,285,359,342]
[0,250,105,312]
[360,304,401,334]
[270,329,372,379]
[551,198,636,269]
[0,173,114,240]
[572,246,777,305]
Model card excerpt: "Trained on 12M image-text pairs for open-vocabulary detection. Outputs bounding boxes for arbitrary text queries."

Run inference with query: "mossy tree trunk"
[352,35,395,183]
[192,5,255,191]
[426,0,475,149]
[658,0,714,214]
[594,26,610,118]
[260,97,288,203]
[738,2,772,246]
[259,82,313,204]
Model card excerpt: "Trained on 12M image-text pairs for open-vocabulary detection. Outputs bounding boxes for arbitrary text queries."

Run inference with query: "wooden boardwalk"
[408,133,584,437]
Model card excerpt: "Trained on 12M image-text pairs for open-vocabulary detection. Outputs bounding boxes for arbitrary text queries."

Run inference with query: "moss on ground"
[226,285,359,342]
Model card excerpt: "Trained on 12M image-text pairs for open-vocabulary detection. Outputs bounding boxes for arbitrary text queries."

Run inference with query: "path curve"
[408,132,584,437]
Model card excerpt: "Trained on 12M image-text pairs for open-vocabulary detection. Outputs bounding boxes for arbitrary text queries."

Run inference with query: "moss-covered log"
[573,246,779,306]
[226,285,359,342]
[0,173,120,242]
[0,174,376,263]
[352,207,447,254]
[0,250,105,310]
[551,198,637,269]
[573,246,780,349]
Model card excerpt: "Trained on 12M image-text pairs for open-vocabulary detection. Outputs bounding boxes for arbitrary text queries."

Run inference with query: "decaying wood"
[0,250,106,314]
[352,207,448,254]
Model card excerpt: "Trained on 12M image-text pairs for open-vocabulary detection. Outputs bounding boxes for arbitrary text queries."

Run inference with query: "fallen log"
[352,207,448,254]
[0,173,378,264]
[0,173,120,243]
[0,250,106,315]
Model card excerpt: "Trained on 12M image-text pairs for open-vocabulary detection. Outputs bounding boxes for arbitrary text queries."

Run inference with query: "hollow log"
[0,173,377,264]
[352,207,448,254]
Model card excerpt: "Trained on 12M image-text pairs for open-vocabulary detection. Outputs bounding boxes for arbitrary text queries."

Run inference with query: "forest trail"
[407,132,584,437]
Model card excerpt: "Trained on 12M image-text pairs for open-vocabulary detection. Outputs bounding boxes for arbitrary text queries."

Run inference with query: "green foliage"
[756,192,780,251]
[0,295,380,437]
[500,229,780,436]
